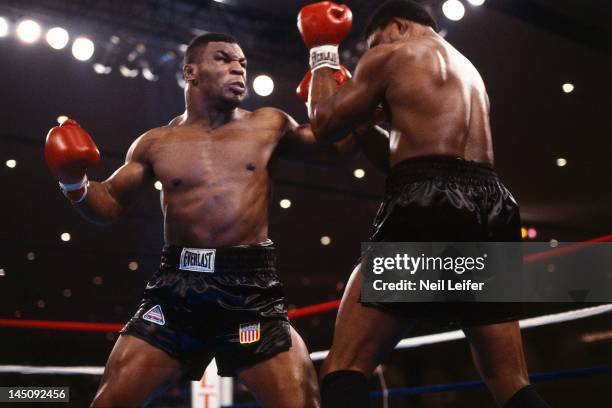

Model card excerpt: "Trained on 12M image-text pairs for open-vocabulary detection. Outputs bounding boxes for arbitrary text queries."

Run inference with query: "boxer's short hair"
[364,0,439,40]
[184,32,238,64]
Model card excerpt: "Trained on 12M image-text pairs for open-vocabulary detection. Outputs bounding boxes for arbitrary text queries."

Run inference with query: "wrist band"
[309,45,340,71]
[59,175,89,203]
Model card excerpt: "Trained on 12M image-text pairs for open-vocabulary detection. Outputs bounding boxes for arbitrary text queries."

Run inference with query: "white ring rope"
[0,304,610,374]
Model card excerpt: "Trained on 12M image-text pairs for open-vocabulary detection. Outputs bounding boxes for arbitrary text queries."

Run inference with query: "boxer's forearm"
[72,181,124,225]
[308,68,349,144]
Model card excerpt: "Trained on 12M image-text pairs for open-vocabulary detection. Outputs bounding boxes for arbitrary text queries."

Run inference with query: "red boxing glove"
[297,1,352,71]
[296,65,352,103]
[45,119,101,202]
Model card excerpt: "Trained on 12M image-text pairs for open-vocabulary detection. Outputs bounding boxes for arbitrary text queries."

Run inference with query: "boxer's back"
[384,35,493,166]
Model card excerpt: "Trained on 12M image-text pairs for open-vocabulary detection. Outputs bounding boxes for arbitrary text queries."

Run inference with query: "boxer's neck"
[184,87,238,129]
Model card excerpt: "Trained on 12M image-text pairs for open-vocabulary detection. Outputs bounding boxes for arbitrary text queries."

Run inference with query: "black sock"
[321,370,369,408]
[504,385,551,408]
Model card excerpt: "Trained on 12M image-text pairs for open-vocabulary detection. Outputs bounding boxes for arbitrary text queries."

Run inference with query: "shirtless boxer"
[298,1,551,407]
[44,32,354,408]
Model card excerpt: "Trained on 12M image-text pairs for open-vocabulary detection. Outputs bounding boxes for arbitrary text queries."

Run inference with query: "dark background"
[0,0,611,406]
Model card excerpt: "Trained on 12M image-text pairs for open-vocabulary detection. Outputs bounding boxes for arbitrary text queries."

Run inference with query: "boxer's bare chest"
[147,120,279,191]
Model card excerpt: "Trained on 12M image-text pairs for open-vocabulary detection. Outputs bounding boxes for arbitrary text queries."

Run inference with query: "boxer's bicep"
[312,49,388,143]
[101,134,154,214]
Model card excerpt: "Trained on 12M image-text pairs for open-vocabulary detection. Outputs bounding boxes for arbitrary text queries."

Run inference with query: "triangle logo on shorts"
[142,304,165,326]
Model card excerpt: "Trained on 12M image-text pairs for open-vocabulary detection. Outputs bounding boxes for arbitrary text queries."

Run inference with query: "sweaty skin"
[309,20,493,169]
[310,20,535,408]
[81,41,346,407]
[74,42,352,248]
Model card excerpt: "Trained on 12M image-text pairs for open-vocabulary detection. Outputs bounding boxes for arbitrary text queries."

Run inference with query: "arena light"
[93,36,120,75]
[119,65,139,78]
[72,37,95,61]
[556,157,567,167]
[253,75,274,97]
[56,115,68,124]
[154,181,163,191]
[442,0,465,21]
[5,159,16,168]
[467,0,485,6]
[26,252,35,261]
[60,232,71,242]
[16,19,41,44]
[63,288,72,298]
[320,236,331,246]
[279,199,292,209]
[128,261,139,271]
[0,268,5,277]
[527,228,537,239]
[46,27,69,50]
[37,299,46,309]
[0,17,9,37]
[562,83,574,94]
[353,168,365,179]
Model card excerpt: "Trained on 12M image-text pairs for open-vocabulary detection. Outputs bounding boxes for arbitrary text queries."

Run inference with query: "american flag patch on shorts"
[239,322,260,344]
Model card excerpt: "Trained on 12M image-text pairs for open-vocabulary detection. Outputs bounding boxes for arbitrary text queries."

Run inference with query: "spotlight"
[562,83,574,94]
[467,0,485,5]
[128,261,139,271]
[0,268,5,277]
[556,158,567,167]
[142,51,176,82]
[253,75,274,96]
[353,168,365,179]
[93,36,120,75]
[56,115,68,124]
[16,19,41,44]
[5,159,16,168]
[320,236,331,246]
[60,232,71,242]
[72,37,95,61]
[442,0,465,21]
[154,181,163,191]
[119,65,139,78]
[93,64,112,74]
[26,252,36,261]
[119,43,145,78]
[46,27,69,50]
[280,199,291,209]
[0,17,9,37]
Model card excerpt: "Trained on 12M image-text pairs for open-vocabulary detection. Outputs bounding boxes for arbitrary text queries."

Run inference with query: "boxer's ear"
[392,17,409,35]
[183,64,196,82]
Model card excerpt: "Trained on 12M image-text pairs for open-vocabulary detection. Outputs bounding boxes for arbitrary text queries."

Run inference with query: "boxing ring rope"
[1,234,611,405]
[2,233,611,332]
[1,303,610,376]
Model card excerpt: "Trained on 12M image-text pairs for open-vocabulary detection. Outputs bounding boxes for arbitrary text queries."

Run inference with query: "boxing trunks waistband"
[385,155,498,194]
[160,241,276,275]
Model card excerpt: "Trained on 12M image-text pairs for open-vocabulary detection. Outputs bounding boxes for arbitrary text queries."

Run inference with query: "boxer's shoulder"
[249,107,295,132]
[126,126,168,162]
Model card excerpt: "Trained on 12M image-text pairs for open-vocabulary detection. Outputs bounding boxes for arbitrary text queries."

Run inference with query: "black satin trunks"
[121,243,291,378]
[363,155,523,325]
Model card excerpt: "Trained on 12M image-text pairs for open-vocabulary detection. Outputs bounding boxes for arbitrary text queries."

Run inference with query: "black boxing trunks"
[362,155,522,325]
[120,241,291,378]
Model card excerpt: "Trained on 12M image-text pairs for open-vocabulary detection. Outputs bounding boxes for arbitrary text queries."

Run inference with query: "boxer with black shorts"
[45,32,355,407]
[300,1,551,407]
